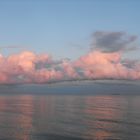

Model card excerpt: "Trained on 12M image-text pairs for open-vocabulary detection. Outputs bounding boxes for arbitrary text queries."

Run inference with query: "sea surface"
[0,81,140,140]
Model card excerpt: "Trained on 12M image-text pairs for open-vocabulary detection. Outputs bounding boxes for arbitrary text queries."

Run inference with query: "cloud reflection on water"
[0,95,140,140]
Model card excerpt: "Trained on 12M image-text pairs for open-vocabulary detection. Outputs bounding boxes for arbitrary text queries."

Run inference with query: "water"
[0,94,140,140]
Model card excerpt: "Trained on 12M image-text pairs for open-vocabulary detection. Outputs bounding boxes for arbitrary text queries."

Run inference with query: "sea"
[0,80,140,140]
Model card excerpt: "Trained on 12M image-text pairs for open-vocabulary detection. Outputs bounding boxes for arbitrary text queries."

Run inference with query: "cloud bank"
[0,31,140,84]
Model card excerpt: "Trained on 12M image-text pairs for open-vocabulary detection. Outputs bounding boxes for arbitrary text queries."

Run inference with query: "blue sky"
[0,0,140,59]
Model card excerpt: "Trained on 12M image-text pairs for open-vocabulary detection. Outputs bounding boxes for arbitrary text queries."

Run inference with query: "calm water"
[0,94,140,140]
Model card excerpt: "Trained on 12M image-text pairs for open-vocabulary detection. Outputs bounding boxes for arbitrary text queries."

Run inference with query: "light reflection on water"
[0,95,140,140]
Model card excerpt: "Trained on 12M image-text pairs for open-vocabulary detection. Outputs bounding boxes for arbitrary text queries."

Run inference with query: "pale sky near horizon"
[0,0,140,59]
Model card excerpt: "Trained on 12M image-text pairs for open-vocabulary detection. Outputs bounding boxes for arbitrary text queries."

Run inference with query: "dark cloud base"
[0,80,140,95]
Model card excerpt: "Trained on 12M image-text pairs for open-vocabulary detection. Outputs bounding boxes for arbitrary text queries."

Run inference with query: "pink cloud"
[75,50,140,80]
[0,49,140,84]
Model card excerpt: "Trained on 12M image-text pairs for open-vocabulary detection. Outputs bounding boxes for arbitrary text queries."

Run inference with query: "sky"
[0,0,140,84]
[0,0,140,59]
